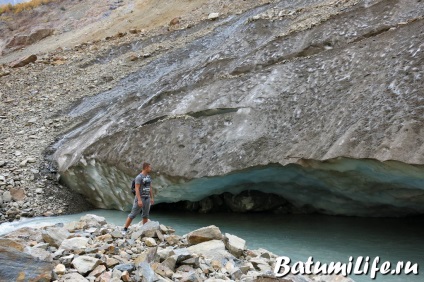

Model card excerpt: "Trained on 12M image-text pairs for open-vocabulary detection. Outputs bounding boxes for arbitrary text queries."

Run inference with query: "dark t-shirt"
[135,173,151,197]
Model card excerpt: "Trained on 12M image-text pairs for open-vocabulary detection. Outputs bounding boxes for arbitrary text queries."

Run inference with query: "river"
[0,210,422,282]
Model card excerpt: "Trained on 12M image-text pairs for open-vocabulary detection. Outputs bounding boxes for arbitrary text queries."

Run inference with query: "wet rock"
[186,225,222,245]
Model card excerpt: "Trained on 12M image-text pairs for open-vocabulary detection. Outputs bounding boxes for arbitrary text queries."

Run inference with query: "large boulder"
[187,240,233,261]
[5,28,54,53]
[42,226,70,247]
[186,225,222,245]
[53,0,424,217]
[0,246,54,281]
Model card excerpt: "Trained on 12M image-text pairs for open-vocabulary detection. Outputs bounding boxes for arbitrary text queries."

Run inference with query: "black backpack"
[131,174,144,195]
[131,179,136,195]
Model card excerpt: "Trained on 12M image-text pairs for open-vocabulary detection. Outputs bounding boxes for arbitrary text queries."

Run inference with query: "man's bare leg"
[142,217,148,225]
[124,217,133,229]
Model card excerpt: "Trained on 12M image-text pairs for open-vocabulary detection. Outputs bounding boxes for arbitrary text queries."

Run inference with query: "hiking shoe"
[121,227,128,235]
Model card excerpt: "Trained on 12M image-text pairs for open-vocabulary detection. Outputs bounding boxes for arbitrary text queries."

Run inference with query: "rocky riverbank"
[0,214,353,282]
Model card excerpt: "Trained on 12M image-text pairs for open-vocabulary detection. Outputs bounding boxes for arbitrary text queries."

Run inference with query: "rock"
[10,55,37,68]
[42,226,70,247]
[60,237,90,251]
[165,234,180,245]
[135,262,156,282]
[161,255,177,271]
[59,273,89,282]
[54,263,66,275]
[169,17,180,26]
[114,263,135,272]
[10,188,25,201]
[169,248,192,263]
[186,225,222,245]
[25,246,53,261]
[224,233,246,258]
[121,270,131,282]
[0,238,25,251]
[72,255,102,275]
[80,214,107,227]
[106,257,120,268]
[88,264,106,277]
[0,246,54,281]
[2,191,12,203]
[132,221,160,238]
[5,29,54,53]
[187,240,233,261]
[208,13,220,20]
[154,264,174,279]
[145,237,157,247]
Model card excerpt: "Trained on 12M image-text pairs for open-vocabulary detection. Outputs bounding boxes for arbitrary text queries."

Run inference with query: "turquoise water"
[0,210,422,282]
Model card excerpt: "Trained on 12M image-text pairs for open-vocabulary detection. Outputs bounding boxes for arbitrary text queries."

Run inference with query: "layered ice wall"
[53,0,424,216]
[59,158,424,217]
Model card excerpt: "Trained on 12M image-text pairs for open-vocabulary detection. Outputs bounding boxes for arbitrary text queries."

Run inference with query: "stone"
[151,262,174,278]
[169,248,192,263]
[106,257,120,268]
[135,262,156,282]
[145,237,157,247]
[208,13,220,20]
[5,29,54,53]
[59,273,89,282]
[54,263,66,274]
[114,263,135,272]
[186,225,222,245]
[25,246,53,261]
[161,255,177,271]
[10,188,25,201]
[188,240,233,261]
[10,55,38,68]
[42,226,70,247]
[224,233,246,258]
[0,246,54,282]
[80,214,107,227]
[60,237,90,250]
[88,264,106,277]
[141,221,160,237]
[0,238,25,251]
[2,191,12,203]
[121,270,131,282]
[165,234,180,245]
[72,255,102,275]
[169,17,180,26]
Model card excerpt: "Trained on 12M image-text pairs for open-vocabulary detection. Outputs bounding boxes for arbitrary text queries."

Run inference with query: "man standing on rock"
[122,162,154,233]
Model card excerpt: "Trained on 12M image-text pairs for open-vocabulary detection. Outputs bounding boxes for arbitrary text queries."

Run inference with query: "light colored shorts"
[128,196,151,219]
